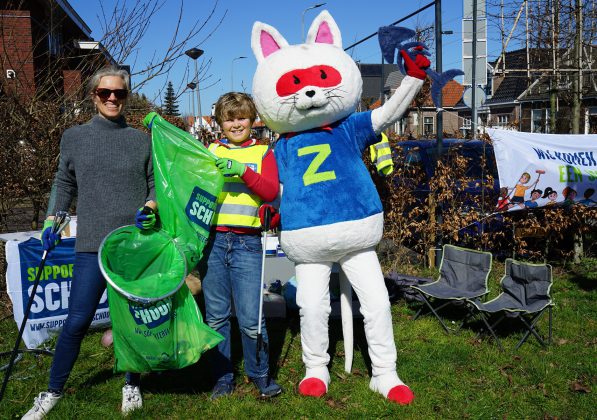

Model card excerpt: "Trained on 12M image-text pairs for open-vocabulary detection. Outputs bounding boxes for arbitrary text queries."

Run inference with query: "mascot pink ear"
[252,21,289,63]
[305,10,342,48]
[260,30,281,58]
[315,21,334,44]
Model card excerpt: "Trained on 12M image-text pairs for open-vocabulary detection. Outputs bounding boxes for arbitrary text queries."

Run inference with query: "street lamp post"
[301,3,326,41]
[187,82,197,136]
[231,56,247,91]
[185,47,204,138]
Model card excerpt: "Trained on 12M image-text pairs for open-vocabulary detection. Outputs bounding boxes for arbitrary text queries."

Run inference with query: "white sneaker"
[121,384,142,415]
[22,391,61,420]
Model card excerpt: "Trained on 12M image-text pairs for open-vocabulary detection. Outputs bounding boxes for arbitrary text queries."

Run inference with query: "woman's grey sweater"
[47,115,155,252]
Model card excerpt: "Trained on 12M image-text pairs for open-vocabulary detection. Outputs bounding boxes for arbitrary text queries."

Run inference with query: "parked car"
[394,138,500,206]
[392,138,503,238]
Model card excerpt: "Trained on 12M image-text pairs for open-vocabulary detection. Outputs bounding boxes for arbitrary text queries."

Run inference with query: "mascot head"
[251,10,362,134]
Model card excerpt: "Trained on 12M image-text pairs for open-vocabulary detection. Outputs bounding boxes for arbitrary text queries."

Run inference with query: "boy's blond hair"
[214,92,257,126]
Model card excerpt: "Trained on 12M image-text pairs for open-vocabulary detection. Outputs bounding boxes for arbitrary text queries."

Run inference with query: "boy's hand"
[216,158,246,177]
[259,204,280,231]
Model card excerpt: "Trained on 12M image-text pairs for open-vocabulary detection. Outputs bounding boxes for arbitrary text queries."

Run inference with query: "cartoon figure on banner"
[580,188,596,206]
[507,170,544,209]
[542,187,558,206]
[496,187,510,211]
[251,10,462,404]
[524,189,542,209]
[562,186,577,206]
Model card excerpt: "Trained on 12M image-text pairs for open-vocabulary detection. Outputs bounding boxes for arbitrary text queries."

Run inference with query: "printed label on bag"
[128,298,172,329]
[185,186,218,231]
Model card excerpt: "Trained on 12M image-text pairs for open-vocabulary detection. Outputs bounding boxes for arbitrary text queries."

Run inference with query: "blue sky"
[69,0,505,116]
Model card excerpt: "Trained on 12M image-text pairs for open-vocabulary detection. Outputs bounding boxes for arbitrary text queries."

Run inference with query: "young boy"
[199,92,282,399]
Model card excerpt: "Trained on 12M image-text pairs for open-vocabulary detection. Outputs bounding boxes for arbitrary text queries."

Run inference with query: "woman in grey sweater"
[23,67,157,419]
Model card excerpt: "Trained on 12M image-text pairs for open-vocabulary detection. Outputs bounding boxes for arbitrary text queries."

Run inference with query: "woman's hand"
[135,206,156,230]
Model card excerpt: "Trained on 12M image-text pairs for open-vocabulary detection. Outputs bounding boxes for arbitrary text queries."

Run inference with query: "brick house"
[1,0,114,102]
[368,70,465,137]
[457,47,597,134]
[516,45,597,134]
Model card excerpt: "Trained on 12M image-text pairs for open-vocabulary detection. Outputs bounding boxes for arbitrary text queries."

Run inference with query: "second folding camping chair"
[467,259,553,351]
[411,245,492,333]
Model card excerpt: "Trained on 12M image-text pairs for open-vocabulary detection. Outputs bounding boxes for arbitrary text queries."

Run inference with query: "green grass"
[1,261,595,419]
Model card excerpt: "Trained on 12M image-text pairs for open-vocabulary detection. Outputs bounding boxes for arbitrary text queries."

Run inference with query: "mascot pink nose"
[276,65,341,97]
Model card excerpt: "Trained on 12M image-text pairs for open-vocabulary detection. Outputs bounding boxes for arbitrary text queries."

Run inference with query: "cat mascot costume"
[251,11,429,404]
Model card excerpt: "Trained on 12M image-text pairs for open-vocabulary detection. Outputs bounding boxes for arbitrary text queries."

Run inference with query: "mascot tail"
[338,270,353,373]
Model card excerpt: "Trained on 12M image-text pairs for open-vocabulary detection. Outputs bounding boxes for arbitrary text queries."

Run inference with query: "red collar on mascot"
[281,124,335,140]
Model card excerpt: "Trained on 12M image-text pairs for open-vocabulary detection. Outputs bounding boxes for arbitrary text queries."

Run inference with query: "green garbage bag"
[145,112,225,269]
[98,113,225,372]
[100,226,187,304]
[106,276,220,373]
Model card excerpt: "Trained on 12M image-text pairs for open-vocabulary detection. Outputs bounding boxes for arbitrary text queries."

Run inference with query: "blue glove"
[135,206,156,230]
[40,219,60,251]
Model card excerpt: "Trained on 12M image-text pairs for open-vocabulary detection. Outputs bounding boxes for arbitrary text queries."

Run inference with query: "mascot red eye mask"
[275,65,342,97]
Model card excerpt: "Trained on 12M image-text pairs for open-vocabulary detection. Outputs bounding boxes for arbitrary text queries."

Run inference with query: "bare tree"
[0,0,226,231]
[486,0,595,133]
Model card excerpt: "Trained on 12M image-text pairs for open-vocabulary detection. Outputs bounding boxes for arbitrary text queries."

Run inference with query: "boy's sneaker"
[251,376,282,398]
[121,385,142,415]
[22,391,62,420]
[210,379,235,400]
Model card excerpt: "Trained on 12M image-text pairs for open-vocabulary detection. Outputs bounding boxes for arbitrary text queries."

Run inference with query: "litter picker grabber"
[0,212,70,403]
[256,205,271,364]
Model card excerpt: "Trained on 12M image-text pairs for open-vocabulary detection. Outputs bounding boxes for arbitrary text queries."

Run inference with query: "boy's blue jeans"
[48,252,139,392]
[199,231,270,383]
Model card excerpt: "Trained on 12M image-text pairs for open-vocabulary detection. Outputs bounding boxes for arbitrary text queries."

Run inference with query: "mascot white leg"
[295,261,333,397]
[339,247,414,405]
[338,270,353,373]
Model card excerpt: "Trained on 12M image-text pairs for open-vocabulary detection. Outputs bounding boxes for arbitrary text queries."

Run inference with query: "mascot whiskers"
[251,10,431,404]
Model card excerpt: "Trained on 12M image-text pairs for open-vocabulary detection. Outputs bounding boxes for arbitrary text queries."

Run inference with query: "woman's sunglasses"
[95,88,128,100]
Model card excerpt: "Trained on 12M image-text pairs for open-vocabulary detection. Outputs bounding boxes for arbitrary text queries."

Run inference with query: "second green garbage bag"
[99,112,225,373]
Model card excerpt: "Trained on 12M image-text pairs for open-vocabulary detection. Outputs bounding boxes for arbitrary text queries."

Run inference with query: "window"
[424,116,434,135]
[398,116,408,135]
[497,115,509,127]
[531,109,549,133]
[48,31,62,56]
[460,118,472,136]
[484,78,492,98]
[411,113,418,126]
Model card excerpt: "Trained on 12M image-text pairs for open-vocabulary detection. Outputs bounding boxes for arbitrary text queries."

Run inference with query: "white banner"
[5,236,110,349]
[488,129,597,212]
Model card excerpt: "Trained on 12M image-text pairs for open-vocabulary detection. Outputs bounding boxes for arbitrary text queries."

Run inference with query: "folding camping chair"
[411,245,492,333]
[467,259,553,351]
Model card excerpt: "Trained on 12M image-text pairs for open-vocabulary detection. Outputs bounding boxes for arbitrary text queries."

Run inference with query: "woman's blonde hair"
[214,92,257,126]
